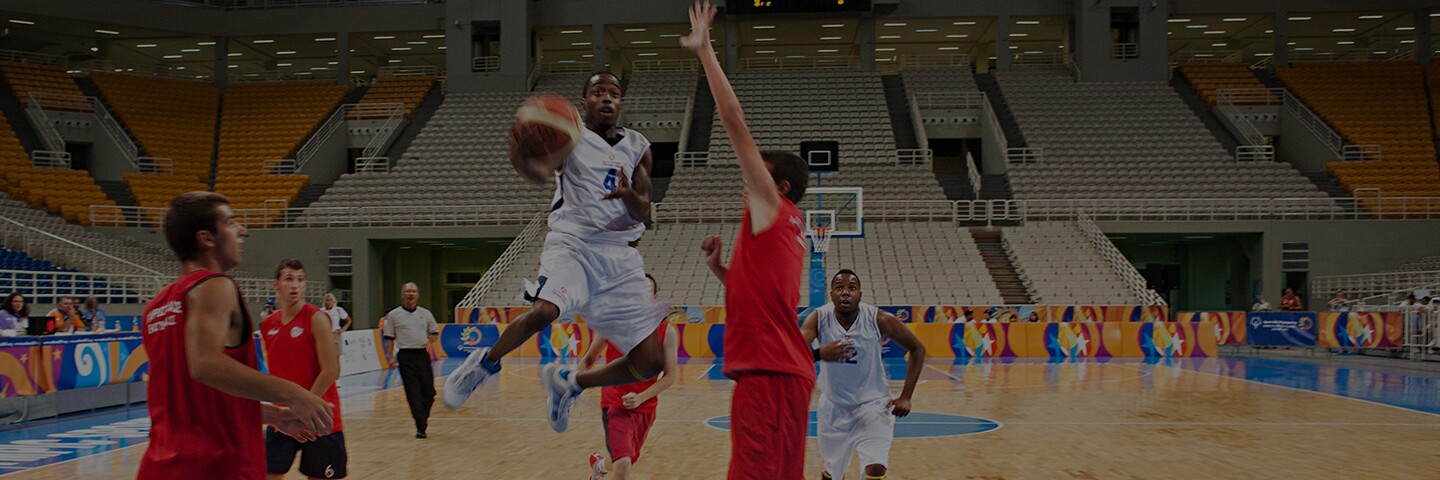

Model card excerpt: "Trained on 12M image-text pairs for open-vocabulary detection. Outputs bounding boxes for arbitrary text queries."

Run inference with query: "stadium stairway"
[683,75,717,155]
[1170,71,1241,154]
[975,72,1027,147]
[382,82,444,165]
[935,173,977,201]
[0,76,43,154]
[95,180,137,208]
[979,174,1015,200]
[291,182,331,211]
[881,75,920,150]
[971,229,1033,304]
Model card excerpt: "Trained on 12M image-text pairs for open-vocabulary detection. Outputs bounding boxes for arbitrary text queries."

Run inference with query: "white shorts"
[534,232,665,354]
[818,395,895,477]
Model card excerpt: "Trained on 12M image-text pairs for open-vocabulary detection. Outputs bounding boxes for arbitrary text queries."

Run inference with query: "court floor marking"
[1164,362,1440,419]
[344,414,1440,428]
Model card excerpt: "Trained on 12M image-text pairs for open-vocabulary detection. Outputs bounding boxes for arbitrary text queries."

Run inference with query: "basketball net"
[808,226,833,254]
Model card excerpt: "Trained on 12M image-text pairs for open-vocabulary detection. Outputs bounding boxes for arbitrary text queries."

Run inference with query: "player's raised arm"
[876,310,925,417]
[681,0,784,231]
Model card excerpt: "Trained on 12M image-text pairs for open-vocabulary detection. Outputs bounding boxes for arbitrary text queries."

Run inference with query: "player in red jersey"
[682,3,815,478]
[261,258,346,479]
[138,192,332,480]
[580,274,680,480]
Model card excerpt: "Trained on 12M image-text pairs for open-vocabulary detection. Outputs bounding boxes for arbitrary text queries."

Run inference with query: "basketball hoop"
[808,226,833,254]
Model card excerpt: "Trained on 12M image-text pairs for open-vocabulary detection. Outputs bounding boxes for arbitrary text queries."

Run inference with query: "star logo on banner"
[980,332,995,356]
[1073,333,1089,357]
[1170,332,1185,356]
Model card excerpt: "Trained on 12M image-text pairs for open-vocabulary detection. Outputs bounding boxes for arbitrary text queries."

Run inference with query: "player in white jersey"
[801,269,926,480]
[443,72,670,434]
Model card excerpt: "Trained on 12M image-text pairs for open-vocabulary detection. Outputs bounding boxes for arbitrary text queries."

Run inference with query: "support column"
[996,15,1011,72]
[592,24,606,73]
[1415,9,1432,67]
[859,14,875,72]
[213,36,228,91]
[1272,12,1288,69]
[725,17,739,75]
[336,32,351,86]
[498,0,531,79]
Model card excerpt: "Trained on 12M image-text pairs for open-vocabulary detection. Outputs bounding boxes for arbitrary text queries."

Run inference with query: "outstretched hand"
[601,169,632,200]
[700,235,723,268]
[680,0,717,53]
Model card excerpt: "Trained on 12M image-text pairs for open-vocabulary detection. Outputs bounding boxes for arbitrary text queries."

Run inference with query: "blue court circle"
[704,412,1000,439]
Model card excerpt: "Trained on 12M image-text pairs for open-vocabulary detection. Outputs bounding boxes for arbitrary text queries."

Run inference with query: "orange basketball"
[511,93,583,160]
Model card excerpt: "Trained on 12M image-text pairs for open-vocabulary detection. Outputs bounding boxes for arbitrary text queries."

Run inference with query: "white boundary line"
[1164,362,1440,419]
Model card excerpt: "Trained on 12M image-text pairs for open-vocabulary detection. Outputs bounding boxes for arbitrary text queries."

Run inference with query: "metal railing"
[233,70,339,82]
[472,56,500,73]
[93,100,140,167]
[355,104,405,159]
[1214,88,1274,146]
[964,152,982,199]
[675,152,710,169]
[1011,53,1066,65]
[0,215,162,276]
[1235,145,1275,162]
[456,212,548,308]
[1279,89,1344,157]
[1076,213,1166,305]
[145,0,434,9]
[90,204,548,229]
[632,59,700,72]
[1312,270,1440,303]
[1022,197,1440,221]
[741,56,860,71]
[295,103,352,170]
[1066,52,1082,82]
[24,103,66,153]
[354,156,390,173]
[899,54,971,68]
[137,157,174,174]
[527,62,544,91]
[623,96,691,113]
[1342,144,1382,162]
[0,269,167,304]
[910,92,986,110]
[378,65,441,78]
[0,49,67,66]
[1171,50,1243,62]
[980,92,1008,151]
[1110,43,1139,60]
[543,62,591,75]
[1006,147,1042,165]
[262,159,298,175]
[30,151,72,169]
[896,149,933,167]
[1251,55,1274,70]
[27,92,139,167]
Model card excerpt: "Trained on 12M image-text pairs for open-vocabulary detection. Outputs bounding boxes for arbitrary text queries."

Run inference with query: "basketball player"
[683,2,816,478]
[443,71,670,433]
[801,270,926,480]
[261,259,347,480]
[139,192,332,479]
[580,274,680,480]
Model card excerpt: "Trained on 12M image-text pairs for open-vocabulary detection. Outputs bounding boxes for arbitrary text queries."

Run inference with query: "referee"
[384,282,440,439]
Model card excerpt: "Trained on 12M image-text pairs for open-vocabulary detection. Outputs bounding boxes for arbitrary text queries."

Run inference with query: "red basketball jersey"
[261,303,343,432]
[138,270,264,480]
[721,199,816,381]
[600,322,668,414]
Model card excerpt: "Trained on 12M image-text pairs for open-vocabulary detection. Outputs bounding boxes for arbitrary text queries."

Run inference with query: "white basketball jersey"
[817,302,890,406]
[547,127,650,245]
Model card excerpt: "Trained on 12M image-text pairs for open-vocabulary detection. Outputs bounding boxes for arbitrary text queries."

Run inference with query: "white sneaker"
[541,363,581,433]
[442,347,496,409]
[589,451,608,479]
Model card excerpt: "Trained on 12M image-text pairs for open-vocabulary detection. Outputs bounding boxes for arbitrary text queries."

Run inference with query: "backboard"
[801,187,862,238]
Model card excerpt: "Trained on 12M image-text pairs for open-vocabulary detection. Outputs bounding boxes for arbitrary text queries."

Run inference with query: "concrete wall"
[1275,106,1342,173]
[1072,0,1171,83]
[297,118,352,186]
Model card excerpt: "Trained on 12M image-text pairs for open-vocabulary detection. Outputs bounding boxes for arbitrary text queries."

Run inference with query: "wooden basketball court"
[9,356,1440,479]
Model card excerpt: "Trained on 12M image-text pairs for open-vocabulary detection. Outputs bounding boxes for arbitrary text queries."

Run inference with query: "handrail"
[1235,145,1275,162]
[910,92,987,110]
[1066,52,1082,82]
[544,62,591,75]
[456,212,548,308]
[1110,43,1139,60]
[93,99,140,167]
[0,49,67,66]
[1214,88,1275,146]
[28,92,142,167]
[1172,50,1243,62]
[137,157,174,174]
[92,204,549,229]
[1012,53,1066,65]
[896,149,932,167]
[472,56,500,73]
[1342,145,1382,162]
[262,159,298,175]
[741,56,860,71]
[354,156,389,173]
[527,62,544,91]
[1006,147,1042,165]
[295,103,350,170]
[1250,55,1274,70]
[30,151,72,168]
[622,96,691,113]
[980,92,1008,151]
[675,152,709,169]
[24,96,66,152]
[358,103,405,159]
[964,152,982,199]
[377,65,441,78]
[0,215,162,276]
[1312,269,1440,302]
[0,268,167,304]
[1279,89,1344,157]
[631,59,700,72]
[1076,212,1166,305]
[909,93,928,149]
[899,54,971,68]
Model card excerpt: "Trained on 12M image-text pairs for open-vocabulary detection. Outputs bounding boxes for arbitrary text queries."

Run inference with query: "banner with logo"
[1177,312,1247,346]
[0,333,149,398]
[339,330,387,376]
[1245,312,1318,347]
[1316,312,1404,348]
[456,305,1173,326]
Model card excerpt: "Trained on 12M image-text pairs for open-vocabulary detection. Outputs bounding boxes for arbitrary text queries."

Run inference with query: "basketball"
[511,93,583,161]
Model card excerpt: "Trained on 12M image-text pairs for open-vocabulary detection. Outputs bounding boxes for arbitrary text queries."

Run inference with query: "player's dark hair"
[832,269,861,288]
[644,273,658,295]
[583,71,623,96]
[274,258,305,279]
[163,191,230,262]
[761,151,808,204]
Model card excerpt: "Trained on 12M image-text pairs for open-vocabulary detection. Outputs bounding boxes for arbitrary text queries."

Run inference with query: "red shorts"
[728,372,814,480]
[603,407,656,463]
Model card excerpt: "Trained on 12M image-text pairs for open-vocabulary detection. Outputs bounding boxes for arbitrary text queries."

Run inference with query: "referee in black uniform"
[384,282,440,438]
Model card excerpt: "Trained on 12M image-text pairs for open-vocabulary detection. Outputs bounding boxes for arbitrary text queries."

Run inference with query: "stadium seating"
[215,81,346,223]
[0,192,177,276]
[900,66,980,93]
[625,71,699,98]
[0,61,89,109]
[1277,62,1440,199]
[1175,62,1267,106]
[354,76,436,118]
[996,66,1328,201]
[663,164,947,203]
[1430,62,1440,139]
[1400,255,1440,272]
[1002,222,1140,305]
[90,73,218,204]
[702,70,899,166]
[0,246,66,271]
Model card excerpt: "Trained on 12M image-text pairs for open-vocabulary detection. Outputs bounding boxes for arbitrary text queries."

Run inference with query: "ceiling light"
[938,46,960,51]
[822,24,845,28]
[276,63,292,67]
[1288,16,1311,21]
[571,42,591,46]
[1024,50,1043,54]
[95,29,120,35]
[228,52,241,57]
[1265,29,1274,33]
[1332,28,1355,32]
[946,34,968,38]
[253,39,274,44]
[818,49,838,53]
[877,58,893,62]
[1396,26,1415,31]
[875,47,895,51]
[624,28,647,32]
[1212,43,1227,47]
[350,70,365,74]
[228,64,238,68]
[1009,45,1018,49]
[198,41,216,46]
[163,55,183,59]
[820,36,842,40]
[408,41,427,45]
[786,55,805,58]
[277,51,296,55]
[327,61,338,65]
[1223,18,1247,22]
[582,54,593,57]
[137,44,157,48]
[1295,47,1314,51]
[561,30,583,34]
[374,35,395,40]
[1016,21,1040,25]
[1009,33,1028,37]
[1402,39,1415,44]
[1168,18,1190,23]
[181,48,201,52]
[8,19,34,25]
[315,37,336,42]
[438,46,447,49]
[311,67,328,71]
[954,21,977,26]
[755,38,776,42]
[879,35,901,39]
[883,23,907,27]
[753,25,775,29]
[1185,25,1209,29]
[175,66,185,70]
[756,50,775,54]
[915,28,937,33]
[1337,41,1355,45]
[637,53,658,56]
[1255,52,1272,57]
[423,34,445,39]
[1287,42,1297,46]
[659,34,681,38]
[1358,15,1384,19]
[632,40,652,44]
[1372,51,1387,55]
[391,47,411,51]
[388,59,402,63]
[1204,31,1225,35]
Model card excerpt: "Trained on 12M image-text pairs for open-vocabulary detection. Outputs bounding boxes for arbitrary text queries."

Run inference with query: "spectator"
[1327,291,1348,312]
[0,293,28,334]
[321,293,351,357]
[1280,288,1303,312]
[81,296,108,333]
[48,297,86,333]
[1026,311,1041,323]
[261,297,277,318]
[1251,293,1273,311]
[1398,294,1419,308]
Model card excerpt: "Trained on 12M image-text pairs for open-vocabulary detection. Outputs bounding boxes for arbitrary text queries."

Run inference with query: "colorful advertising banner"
[1245,312,1318,347]
[1316,312,1405,348]
[0,333,148,398]
[458,305,1173,325]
